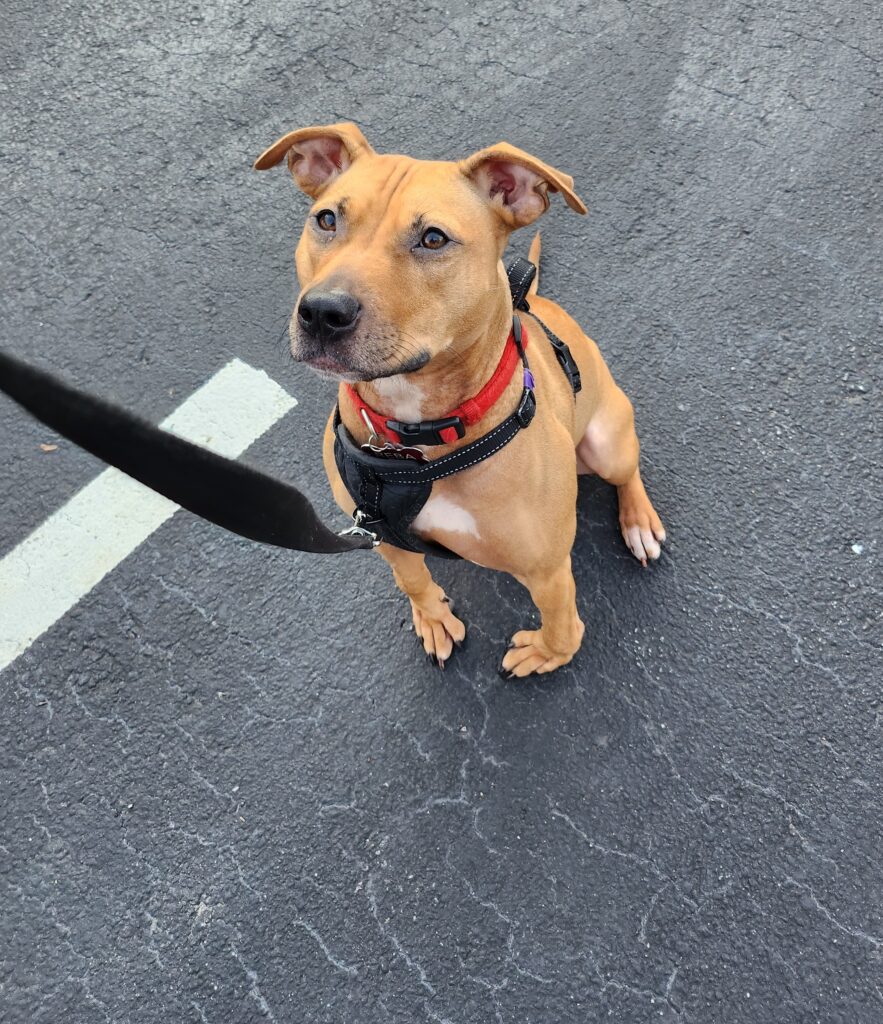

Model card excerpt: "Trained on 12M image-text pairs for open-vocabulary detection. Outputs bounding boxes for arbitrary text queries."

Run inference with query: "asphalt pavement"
[1,2,881,1022]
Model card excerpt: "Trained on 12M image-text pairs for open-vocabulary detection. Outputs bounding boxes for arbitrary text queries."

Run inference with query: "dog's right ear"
[253,122,373,198]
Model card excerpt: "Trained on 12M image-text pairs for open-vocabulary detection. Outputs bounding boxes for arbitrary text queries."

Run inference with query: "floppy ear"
[253,122,373,198]
[460,141,587,229]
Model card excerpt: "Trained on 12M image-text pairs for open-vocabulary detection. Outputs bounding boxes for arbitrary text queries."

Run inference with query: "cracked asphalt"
[1,1,881,1022]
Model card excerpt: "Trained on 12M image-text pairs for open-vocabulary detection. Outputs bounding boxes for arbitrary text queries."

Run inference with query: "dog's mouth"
[302,352,353,376]
[293,325,431,382]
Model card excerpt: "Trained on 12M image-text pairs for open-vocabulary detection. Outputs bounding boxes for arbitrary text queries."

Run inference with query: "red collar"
[342,322,529,447]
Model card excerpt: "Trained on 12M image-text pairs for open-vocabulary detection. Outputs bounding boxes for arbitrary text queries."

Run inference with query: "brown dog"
[255,122,665,676]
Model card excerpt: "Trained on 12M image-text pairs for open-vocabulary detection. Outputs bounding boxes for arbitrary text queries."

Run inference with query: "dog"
[254,122,665,676]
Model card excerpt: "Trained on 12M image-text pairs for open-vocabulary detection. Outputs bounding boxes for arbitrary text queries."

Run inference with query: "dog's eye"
[315,210,337,232]
[420,228,449,250]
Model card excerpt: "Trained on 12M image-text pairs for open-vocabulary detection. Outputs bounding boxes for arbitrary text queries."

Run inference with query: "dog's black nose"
[297,290,362,343]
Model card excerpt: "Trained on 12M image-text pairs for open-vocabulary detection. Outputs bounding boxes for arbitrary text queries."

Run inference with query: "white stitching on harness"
[379,416,515,481]
[511,263,532,299]
[416,431,521,482]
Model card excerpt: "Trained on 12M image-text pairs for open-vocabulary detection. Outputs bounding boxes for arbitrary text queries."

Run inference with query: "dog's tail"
[527,231,541,296]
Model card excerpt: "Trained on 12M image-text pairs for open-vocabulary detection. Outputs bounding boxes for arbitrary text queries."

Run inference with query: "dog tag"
[361,440,427,463]
[358,409,427,462]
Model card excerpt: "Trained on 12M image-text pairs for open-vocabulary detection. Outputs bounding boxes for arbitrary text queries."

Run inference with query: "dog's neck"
[347,282,513,429]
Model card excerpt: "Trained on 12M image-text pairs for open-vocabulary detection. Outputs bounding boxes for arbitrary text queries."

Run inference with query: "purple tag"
[523,368,536,390]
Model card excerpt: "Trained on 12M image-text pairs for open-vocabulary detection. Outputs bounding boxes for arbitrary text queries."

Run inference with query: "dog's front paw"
[500,627,583,679]
[412,595,466,668]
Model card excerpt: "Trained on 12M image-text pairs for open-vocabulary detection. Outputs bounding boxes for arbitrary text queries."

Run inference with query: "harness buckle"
[386,415,466,447]
[549,338,582,394]
[515,388,536,428]
[338,508,381,547]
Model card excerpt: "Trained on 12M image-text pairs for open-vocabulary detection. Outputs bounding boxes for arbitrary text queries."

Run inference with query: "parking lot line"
[0,358,296,673]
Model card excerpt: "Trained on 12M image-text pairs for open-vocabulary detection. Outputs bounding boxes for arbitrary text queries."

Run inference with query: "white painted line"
[0,359,296,673]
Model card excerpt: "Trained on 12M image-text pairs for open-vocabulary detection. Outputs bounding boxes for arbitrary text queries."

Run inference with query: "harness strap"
[334,385,536,486]
[506,257,537,310]
[506,257,582,395]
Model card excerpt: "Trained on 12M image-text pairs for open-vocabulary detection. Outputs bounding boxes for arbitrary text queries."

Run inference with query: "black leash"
[0,349,373,554]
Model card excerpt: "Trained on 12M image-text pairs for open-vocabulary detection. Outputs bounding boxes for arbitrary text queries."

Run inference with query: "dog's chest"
[371,375,425,422]
[412,493,481,539]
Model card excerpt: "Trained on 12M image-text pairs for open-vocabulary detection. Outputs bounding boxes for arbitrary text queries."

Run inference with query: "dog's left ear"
[253,122,373,198]
[460,142,587,228]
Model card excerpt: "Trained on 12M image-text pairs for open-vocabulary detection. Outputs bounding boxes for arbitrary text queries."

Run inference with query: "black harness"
[334,258,581,557]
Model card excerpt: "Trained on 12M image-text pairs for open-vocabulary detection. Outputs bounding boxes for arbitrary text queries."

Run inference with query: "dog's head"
[255,122,586,381]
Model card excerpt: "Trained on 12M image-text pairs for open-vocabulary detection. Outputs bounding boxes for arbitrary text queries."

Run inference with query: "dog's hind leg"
[378,544,466,667]
[576,376,666,566]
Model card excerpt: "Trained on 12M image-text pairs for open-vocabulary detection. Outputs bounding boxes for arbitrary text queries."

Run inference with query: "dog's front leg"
[501,556,585,678]
[323,420,464,665]
[378,544,466,667]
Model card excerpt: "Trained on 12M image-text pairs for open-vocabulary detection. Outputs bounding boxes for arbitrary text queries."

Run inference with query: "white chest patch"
[413,495,481,539]
[371,375,425,421]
